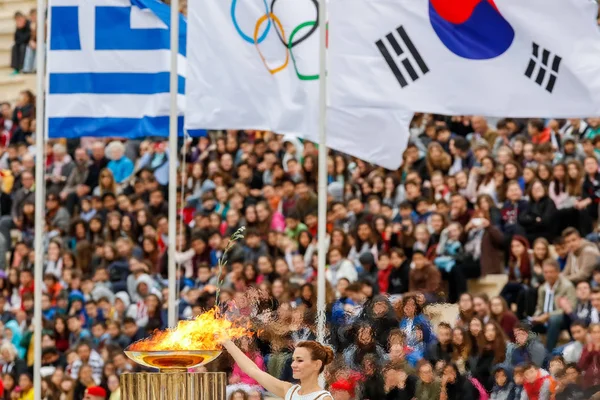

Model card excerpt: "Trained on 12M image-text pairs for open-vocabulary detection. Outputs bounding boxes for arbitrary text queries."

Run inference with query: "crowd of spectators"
[1,84,600,400]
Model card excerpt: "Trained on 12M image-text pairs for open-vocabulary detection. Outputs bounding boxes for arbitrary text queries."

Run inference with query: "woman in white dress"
[221,339,334,400]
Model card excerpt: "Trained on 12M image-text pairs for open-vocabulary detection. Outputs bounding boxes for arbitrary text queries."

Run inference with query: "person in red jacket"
[578,323,600,396]
[18,269,33,310]
[522,362,554,400]
[377,252,392,294]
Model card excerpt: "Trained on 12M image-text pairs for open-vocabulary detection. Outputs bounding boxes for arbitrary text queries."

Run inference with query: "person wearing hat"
[357,252,379,294]
[84,386,107,400]
[408,250,442,303]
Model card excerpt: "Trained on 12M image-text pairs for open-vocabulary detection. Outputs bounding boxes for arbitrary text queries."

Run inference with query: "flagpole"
[167,0,179,328]
[316,0,328,346]
[33,0,47,398]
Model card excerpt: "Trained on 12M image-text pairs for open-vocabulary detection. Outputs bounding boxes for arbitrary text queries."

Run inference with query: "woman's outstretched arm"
[222,339,292,398]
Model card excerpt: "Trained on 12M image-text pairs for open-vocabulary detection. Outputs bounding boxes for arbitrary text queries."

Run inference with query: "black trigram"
[524,42,562,93]
[376,26,429,88]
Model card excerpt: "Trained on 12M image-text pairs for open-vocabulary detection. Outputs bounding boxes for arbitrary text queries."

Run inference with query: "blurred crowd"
[1,83,600,400]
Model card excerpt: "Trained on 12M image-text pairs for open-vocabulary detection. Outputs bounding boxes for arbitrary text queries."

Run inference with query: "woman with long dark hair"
[470,321,507,391]
[451,328,472,375]
[490,296,518,341]
[578,156,600,235]
[440,363,480,400]
[456,293,475,329]
[500,236,533,319]
[467,317,484,357]
[348,221,379,265]
[518,179,557,243]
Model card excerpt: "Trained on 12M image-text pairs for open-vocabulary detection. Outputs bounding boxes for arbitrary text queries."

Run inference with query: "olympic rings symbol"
[230,0,320,81]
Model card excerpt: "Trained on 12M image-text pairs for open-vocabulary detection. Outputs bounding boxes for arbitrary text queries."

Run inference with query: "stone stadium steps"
[468,274,508,298]
[0,0,37,102]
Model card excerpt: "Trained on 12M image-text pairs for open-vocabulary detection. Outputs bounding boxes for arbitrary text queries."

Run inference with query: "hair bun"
[322,345,334,366]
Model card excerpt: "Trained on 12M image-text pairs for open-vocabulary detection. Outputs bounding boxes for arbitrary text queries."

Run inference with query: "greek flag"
[48,0,200,138]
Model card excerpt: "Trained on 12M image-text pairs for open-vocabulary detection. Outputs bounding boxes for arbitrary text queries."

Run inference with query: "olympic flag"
[329,0,600,117]
[184,0,413,169]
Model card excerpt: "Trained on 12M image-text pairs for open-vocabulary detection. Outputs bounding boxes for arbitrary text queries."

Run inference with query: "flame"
[127,308,252,351]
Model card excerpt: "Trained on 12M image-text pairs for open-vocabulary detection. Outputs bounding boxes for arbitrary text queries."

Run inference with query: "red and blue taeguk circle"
[429,0,514,60]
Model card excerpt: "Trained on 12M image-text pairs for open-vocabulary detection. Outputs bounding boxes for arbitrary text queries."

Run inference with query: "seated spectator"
[500,235,535,318]
[106,141,134,185]
[440,362,481,400]
[559,280,593,327]
[531,259,576,351]
[383,363,417,400]
[563,227,600,284]
[500,180,528,238]
[578,323,600,395]
[46,143,74,193]
[470,321,507,392]
[522,362,556,400]
[490,296,518,341]
[227,337,265,396]
[519,179,558,243]
[398,295,433,353]
[342,324,387,371]
[426,322,454,367]
[560,321,589,364]
[450,328,471,375]
[473,294,492,324]
[408,250,441,302]
[387,248,410,295]
[414,360,441,400]
[325,247,357,287]
[490,364,517,400]
[10,12,30,74]
[508,323,547,367]
[21,9,36,74]
[512,365,526,399]
[554,366,585,400]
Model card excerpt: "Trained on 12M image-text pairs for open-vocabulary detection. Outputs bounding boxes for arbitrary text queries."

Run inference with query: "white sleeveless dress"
[284,385,331,400]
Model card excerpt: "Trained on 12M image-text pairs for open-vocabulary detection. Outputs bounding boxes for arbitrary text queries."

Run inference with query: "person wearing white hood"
[126,274,161,328]
[126,258,150,303]
[113,291,131,322]
[325,247,358,287]
[281,136,303,173]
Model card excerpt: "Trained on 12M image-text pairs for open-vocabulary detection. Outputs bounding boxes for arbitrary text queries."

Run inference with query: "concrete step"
[0,46,10,68]
[467,274,508,298]
[0,34,12,50]
[0,0,36,17]
[0,69,35,102]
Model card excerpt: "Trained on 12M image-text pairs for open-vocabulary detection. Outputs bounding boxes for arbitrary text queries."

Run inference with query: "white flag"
[329,0,600,118]
[184,0,413,169]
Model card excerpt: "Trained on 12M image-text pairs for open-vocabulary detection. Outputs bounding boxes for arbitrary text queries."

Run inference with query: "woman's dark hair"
[396,295,422,318]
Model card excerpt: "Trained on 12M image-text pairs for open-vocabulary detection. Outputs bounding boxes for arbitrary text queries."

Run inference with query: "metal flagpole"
[316,0,328,345]
[34,0,47,397]
[167,0,179,328]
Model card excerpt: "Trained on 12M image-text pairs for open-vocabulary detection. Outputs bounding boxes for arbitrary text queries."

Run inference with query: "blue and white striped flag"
[48,0,195,138]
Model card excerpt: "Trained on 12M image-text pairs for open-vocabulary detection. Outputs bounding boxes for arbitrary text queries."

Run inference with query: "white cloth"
[285,385,331,400]
[329,0,600,117]
[184,0,413,169]
[543,282,557,314]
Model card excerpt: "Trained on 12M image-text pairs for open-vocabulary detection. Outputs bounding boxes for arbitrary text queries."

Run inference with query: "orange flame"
[127,308,252,351]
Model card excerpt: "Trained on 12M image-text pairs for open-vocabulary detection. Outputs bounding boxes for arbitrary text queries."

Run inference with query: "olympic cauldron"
[121,309,251,400]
